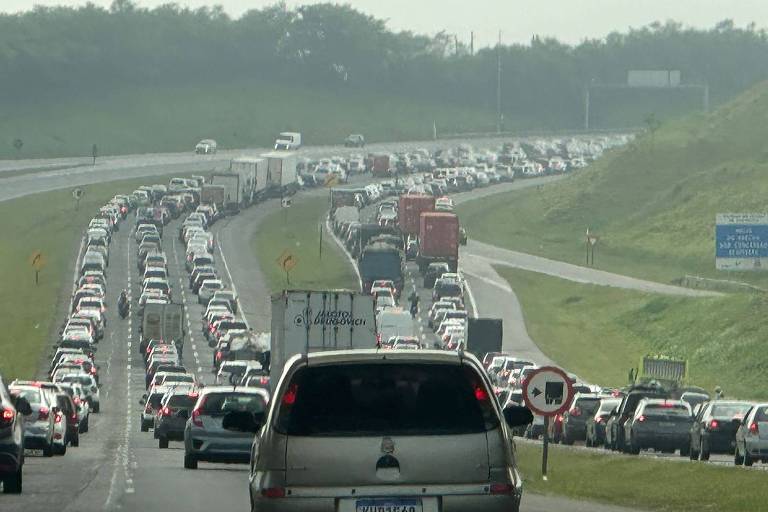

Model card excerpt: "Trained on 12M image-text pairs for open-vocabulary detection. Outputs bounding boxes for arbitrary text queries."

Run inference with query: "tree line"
[3,1,768,128]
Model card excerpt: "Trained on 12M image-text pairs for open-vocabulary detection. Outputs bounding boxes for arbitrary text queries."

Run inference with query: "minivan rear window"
[276,363,498,436]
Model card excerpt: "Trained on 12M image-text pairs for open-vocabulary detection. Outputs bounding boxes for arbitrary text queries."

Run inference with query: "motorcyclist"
[409,291,420,318]
[118,289,129,317]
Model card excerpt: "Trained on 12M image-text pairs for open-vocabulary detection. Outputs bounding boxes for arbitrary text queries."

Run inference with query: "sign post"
[276,249,297,285]
[29,251,47,285]
[522,366,575,480]
[72,187,84,211]
[715,213,768,270]
[585,229,599,266]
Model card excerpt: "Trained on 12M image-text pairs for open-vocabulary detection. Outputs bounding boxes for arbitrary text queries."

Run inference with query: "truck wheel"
[2,468,22,494]
[158,437,169,449]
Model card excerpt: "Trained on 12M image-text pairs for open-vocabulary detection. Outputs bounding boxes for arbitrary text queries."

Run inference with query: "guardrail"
[675,274,767,294]
[435,126,641,141]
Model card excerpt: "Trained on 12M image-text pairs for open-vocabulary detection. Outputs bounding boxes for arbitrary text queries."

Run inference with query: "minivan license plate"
[356,498,422,512]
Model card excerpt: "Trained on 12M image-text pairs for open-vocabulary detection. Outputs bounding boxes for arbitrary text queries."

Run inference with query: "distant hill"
[459,80,768,286]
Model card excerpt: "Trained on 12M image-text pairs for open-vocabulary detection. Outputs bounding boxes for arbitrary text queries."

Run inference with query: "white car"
[195,139,217,154]
[198,279,224,305]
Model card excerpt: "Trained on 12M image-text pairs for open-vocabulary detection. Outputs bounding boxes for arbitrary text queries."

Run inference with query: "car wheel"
[71,432,79,447]
[562,434,573,446]
[734,444,744,465]
[628,436,640,455]
[141,421,149,433]
[585,436,592,448]
[158,437,169,449]
[184,453,198,470]
[80,418,89,434]
[54,443,66,456]
[42,443,54,458]
[2,468,22,494]
[700,439,711,461]
[742,443,755,467]
[93,403,100,414]
[679,443,690,457]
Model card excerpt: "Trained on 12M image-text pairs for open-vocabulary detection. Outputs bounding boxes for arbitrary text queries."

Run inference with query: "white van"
[376,308,415,345]
[274,132,302,150]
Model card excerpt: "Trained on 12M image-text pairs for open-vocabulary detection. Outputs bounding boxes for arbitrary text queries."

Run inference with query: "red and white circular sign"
[522,366,575,417]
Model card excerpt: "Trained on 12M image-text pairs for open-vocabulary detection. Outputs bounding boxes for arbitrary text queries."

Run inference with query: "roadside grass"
[457,80,768,289]
[497,266,768,400]
[0,175,175,381]
[0,80,495,160]
[253,196,357,293]
[516,442,766,511]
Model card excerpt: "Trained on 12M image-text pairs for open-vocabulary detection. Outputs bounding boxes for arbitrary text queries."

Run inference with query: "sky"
[4,0,768,47]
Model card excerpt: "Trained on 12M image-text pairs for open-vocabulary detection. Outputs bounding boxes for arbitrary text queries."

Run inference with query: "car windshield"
[711,403,752,418]
[167,394,198,409]
[199,392,267,416]
[10,387,42,404]
[643,403,690,417]
[277,363,497,436]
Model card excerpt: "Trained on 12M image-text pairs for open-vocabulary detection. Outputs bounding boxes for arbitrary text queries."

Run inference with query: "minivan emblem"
[381,437,395,454]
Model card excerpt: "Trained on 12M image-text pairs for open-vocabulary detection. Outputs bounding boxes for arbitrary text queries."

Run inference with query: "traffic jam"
[4,133,765,509]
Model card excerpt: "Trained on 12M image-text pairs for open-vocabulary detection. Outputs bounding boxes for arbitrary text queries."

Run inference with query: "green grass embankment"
[498,266,768,400]
[253,196,357,292]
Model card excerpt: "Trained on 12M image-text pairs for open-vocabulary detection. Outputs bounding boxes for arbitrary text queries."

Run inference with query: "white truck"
[229,157,262,205]
[261,151,299,197]
[269,290,377,388]
[274,132,302,150]
[211,174,240,214]
[139,302,185,356]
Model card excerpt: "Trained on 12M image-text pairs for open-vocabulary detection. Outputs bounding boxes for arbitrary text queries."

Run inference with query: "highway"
[2,141,739,512]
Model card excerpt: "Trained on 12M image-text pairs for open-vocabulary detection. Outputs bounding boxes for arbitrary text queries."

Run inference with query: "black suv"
[0,374,31,493]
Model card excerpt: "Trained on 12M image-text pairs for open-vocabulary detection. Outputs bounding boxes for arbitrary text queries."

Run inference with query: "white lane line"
[215,232,249,328]
[462,270,479,318]
[325,216,363,291]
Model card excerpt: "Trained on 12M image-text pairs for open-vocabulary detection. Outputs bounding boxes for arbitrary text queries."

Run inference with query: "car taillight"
[215,352,222,361]
[282,383,298,405]
[73,397,81,405]
[191,408,203,427]
[709,419,720,430]
[595,416,605,424]
[160,406,171,417]
[489,483,513,495]
[637,415,646,423]
[570,407,582,417]
[54,412,63,424]
[1,408,14,423]
[38,407,50,420]
[749,421,759,435]
[71,412,78,421]
[259,377,269,385]
[261,487,286,498]
[473,384,489,402]
[90,367,97,375]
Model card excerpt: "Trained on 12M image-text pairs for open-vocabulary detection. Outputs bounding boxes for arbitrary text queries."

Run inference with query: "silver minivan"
[245,350,532,512]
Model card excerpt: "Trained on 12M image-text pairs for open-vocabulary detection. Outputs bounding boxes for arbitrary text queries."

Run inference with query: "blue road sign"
[716,213,768,270]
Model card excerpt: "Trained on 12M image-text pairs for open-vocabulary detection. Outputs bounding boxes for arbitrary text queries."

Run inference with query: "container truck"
[200,184,225,209]
[230,157,264,206]
[211,174,240,215]
[268,290,377,390]
[417,212,460,272]
[370,153,392,177]
[465,318,503,361]
[261,151,299,197]
[398,194,435,237]
[359,242,404,294]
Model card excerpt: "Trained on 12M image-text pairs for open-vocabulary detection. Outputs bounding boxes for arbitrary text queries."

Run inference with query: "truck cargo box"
[399,194,435,236]
[465,318,503,361]
[418,212,459,271]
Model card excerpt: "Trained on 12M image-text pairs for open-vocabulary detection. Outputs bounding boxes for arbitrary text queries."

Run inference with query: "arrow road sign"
[522,366,575,417]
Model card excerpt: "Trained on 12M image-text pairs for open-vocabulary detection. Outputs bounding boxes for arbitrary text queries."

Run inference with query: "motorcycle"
[118,297,130,319]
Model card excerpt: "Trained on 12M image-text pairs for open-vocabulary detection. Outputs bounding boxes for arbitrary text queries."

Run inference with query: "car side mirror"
[14,396,32,416]
[503,404,533,428]
[222,410,265,433]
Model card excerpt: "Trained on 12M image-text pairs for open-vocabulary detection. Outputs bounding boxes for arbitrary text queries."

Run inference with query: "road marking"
[215,233,249,328]
[325,216,363,291]
[462,270,479,318]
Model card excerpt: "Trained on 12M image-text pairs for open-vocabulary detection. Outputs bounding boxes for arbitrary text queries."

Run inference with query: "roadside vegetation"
[498,266,768,400]
[4,5,768,158]
[0,176,172,380]
[253,196,358,292]
[516,442,767,511]
[458,80,768,288]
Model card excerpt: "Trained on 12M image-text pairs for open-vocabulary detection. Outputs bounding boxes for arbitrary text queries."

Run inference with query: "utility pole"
[496,30,503,134]
[584,87,590,130]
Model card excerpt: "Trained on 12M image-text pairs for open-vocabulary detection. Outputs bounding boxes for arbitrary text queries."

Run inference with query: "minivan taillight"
[191,409,203,427]
[749,421,759,435]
